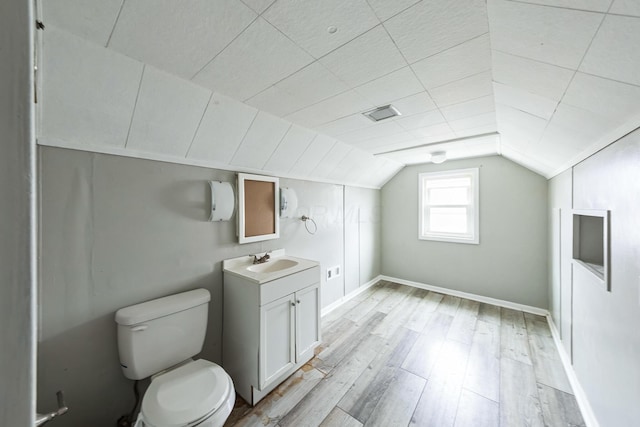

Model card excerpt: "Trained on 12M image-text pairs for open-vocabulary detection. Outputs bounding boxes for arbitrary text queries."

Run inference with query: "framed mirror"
[237,173,280,244]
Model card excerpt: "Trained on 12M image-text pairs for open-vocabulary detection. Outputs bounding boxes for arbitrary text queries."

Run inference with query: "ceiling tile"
[42,0,123,46]
[290,134,336,174]
[230,111,291,169]
[109,0,256,79]
[610,0,640,16]
[312,142,353,178]
[562,72,640,124]
[409,122,456,139]
[511,0,613,12]
[488,0,603,69]
[366,0,421,21]
[430,71,494,107]
[384,0,488,64]
[247,62,349,117]
[192,17,314,101]
[285,90,374,128]
[492,50,574,101]
[262,0,379,58]
[328,149,370,182]
[243,85,304,117]
[187,93,258,164]
[580,15,640,86]
[494,82,559,120]
[448,112,497,132]
[354,67,424,106]
[314,114,374,137]
[391,92,438,116]
[395,110,447,131]
[454,124,498,138]
[540,102,618,157]
[412,34,492,89]
[41,27,143,149]
[319,26,406,87]
[501,144,555,177]
[354,131,417,151]
[496,105,548,148]
[339,121,407,143]
[367,160,404,187]
[550,102,618,139]
[127,67,211,156]
[440,95,495,122]
[241,0,276,14]
[263,125,317,173]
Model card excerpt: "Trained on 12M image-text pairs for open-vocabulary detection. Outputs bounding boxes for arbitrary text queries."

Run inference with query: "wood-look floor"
[224,281,584,427]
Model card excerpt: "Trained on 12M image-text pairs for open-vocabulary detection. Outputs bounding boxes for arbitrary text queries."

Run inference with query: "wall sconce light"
[209,181,235,221]
[280,187,298,218]
[430,151,447,164]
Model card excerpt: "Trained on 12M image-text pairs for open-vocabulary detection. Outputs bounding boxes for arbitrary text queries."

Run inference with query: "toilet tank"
[115,288,211,380]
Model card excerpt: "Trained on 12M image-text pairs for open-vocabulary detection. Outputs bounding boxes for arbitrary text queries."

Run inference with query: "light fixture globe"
[430,151,447,164]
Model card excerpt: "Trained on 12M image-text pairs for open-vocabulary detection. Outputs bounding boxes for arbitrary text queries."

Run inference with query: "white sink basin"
[247,258,299,273]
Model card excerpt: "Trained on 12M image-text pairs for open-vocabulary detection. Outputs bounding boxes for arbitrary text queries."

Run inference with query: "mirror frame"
[237,173,280,244]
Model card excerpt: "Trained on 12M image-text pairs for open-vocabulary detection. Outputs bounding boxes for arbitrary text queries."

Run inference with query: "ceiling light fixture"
[430,151,447,164]
[362,105,401,122]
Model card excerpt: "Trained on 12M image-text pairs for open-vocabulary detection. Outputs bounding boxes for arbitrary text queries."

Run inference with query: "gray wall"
[38,146,380,426]
[549,128,640,426]
[381,155,548,308]
[0,0,37,425]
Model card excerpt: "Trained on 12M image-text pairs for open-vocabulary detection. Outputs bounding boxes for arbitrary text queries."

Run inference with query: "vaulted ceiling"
[39,0,640,187]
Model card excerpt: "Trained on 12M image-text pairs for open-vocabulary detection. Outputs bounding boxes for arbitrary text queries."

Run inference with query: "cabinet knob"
[291,302,295,306]
[297,300,301,304]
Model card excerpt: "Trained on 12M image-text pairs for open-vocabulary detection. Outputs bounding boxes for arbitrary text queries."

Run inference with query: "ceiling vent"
[362,105,401,122]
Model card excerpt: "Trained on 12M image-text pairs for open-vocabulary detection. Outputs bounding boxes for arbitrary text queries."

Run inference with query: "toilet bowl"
[135,360,235,427]
[115,289,235,427]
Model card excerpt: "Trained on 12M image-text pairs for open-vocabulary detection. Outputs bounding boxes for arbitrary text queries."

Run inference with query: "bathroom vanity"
[222,250,321,405]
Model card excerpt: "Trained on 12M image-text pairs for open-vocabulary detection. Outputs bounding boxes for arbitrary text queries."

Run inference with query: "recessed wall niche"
[573,209,610,290]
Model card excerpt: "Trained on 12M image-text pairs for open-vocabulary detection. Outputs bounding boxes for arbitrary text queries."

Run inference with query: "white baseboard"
[379,275,549,316]
[546,316,600,427]
[321,275,381,317]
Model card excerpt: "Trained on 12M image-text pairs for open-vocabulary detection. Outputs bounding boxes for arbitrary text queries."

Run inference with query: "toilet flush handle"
[35,390,68,426]
[131,325,148,332]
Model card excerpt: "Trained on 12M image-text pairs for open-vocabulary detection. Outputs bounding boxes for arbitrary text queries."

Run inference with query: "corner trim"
[321,275,381,317]
[546,315,600,427]
[379,275,549,316]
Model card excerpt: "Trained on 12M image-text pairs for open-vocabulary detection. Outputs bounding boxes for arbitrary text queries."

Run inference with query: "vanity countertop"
[222,249,319,284]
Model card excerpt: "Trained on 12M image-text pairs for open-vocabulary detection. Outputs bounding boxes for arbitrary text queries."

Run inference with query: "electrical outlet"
[327,265,341,281]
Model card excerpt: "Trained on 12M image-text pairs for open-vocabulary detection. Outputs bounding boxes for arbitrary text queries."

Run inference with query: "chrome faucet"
[36,390,68,426]
[253,252,271,264]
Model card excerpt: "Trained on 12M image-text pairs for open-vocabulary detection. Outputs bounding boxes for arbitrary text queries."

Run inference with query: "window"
[419,168,479,244]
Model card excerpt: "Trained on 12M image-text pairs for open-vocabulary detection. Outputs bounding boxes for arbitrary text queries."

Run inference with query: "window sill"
[419,235,479,245]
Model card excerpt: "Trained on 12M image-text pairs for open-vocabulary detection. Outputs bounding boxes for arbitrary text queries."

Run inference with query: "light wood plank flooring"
[224,281,584,427]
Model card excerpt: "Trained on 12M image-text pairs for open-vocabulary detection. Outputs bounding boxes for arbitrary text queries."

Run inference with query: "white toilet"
[115,289,235,427]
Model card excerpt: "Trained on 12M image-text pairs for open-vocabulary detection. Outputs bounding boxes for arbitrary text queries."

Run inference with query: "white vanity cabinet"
[223,260,320,406]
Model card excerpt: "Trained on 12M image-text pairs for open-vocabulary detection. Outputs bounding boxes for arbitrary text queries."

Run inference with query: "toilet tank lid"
[115,289,210,326]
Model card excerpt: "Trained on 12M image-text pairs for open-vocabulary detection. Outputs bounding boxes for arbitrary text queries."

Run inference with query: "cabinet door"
[259,294,295,389]
[295,283,321,363]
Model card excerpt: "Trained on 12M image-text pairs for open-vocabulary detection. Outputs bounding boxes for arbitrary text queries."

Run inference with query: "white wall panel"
[188,94,258,164]
[42,27,143,149]
[127,67,210,156]
[230,112,290,169]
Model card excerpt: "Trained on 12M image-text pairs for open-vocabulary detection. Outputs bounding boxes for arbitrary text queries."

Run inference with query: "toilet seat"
[140,359,233,427]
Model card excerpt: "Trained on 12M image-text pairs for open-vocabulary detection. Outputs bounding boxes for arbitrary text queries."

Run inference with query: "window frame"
[418,167,480,244]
